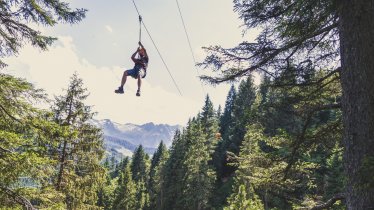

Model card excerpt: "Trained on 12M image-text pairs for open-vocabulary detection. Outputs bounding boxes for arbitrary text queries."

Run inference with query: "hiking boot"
[115,87,124,94]
[136,90,141,97]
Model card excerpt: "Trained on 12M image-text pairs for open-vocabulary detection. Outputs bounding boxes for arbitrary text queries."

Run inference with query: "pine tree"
[0,0,86,68]
[213,85,237,178]
[131,145,149,183]
[217,105,222,121]
[228,76,256,154]
[0,74,64,209]
[130,145,150,209]
[112,158,136,210]
[180,119,216,210]
[162,129,188,210]
[1,1,87,208]
[52,73,105,209]
[149,141,169,210]
[225,185,264,210]
[97,171,117,210]
[216,77,256,182]
[220,85,236,139]
[200,95,219,141]
[200,0,374,207]
[229,70,343,209]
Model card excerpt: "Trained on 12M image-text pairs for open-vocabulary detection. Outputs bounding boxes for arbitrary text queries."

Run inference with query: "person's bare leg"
[121,71,128,87]
[137,76,141,91]
[115,70,128,93]
[136,76,141,96]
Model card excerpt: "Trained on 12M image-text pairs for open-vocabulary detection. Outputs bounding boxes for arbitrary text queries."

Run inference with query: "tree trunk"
[339,0,374,209]
[56,140,68,190]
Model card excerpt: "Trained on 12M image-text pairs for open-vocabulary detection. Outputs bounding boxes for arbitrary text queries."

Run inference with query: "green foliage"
[0,0,86,68]
[131,145,150,184]
[130,145,150,209]
[200,0,339,85]
[161,97,220,210]
[181,120,216,210]
[97,174,117,210]
[112,162,136,210]
[0,73,63,209]
[149,142,169,210]
[225,185,264,210]
[162,130,188,209]
[220,85,236,139]
[51,74,105,209]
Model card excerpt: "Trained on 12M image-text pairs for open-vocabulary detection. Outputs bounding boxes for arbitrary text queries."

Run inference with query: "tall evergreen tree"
[200,95,220,172]
[216,76,257,184]
[180,119,216,210]
[228,76,256,154]
[112,158,136,210]
[0,74,64,209]
[220,85,237,139]
[149,141,169,210]
[0,0,86,68]
[52,73,105,209]
[200,95,219,141]
[130,145,150,209]
[225,185,264,210]
[162,129,188,210]
[0,1,87,208]
[131,145,150,183]
[97,172,117,210]
[200,0,374,207]
[226,70,343,209]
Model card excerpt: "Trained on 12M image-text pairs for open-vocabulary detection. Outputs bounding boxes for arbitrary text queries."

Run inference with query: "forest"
[1,0,374,210]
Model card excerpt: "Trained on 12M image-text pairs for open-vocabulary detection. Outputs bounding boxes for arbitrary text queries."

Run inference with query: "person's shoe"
[136,90,141,97]
[115,87,124,94]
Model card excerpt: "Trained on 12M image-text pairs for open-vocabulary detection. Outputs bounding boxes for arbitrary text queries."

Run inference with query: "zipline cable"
[175,0,205,93]
[138,15,142,43]
[131,0,183,96]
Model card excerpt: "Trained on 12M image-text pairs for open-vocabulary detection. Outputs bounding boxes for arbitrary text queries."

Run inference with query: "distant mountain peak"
[91,119,182,157]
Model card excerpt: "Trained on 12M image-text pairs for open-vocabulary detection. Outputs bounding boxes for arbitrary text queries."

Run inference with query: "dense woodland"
[1,0,374,209]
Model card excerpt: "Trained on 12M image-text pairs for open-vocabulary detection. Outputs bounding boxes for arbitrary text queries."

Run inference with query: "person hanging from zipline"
[115,41,149,96]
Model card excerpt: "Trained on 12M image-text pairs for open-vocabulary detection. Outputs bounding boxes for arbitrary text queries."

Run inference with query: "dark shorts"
[127,67,140,78]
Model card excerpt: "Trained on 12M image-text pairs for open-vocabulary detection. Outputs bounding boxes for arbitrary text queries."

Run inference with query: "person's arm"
[138,42,148,58]
[131,48,139,62]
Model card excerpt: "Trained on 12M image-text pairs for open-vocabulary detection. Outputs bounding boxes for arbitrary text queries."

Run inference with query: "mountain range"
[91,119,182,157]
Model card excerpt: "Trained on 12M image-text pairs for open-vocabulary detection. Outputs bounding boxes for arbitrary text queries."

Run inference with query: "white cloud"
[4,36,201,125]
[105,25,113,33]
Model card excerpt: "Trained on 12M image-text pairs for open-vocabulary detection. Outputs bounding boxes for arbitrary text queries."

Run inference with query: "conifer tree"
[112,158,136,210]
[0,0,86,68]
[130,145,150,209]
[200,95,219,141]
[213,85,237,178]
[131,145,149,183]
[0,74,64,209]
[1,1,87,207]
[97,174,117,210]
[228,76,256,154]
[217,105,222,121]
[220,85,237,139]
[216,77,256,182]
[149,141,169,210]
[162,129,187,210]
[52,73,105,209]
[180,119,216,210]
[225,185,264,210]
[200,0,374,207]
[229,71,343,209]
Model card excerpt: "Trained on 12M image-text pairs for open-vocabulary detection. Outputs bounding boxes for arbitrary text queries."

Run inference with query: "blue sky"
[4,0,259,125]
